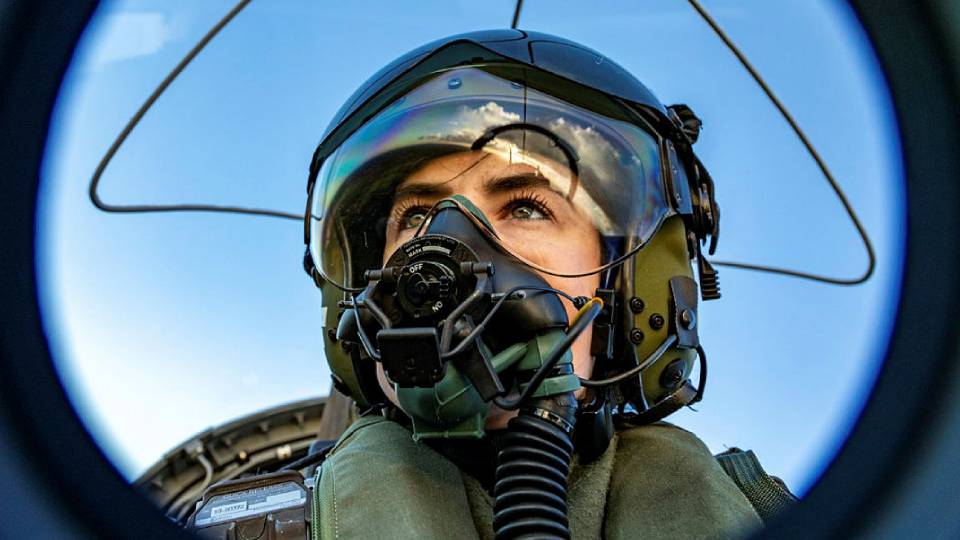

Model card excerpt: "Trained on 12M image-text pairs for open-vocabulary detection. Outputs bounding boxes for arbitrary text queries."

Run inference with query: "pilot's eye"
[511,203,546,220]
[399,208,428,230]
[505,193,553,222]
[390,197,433,233]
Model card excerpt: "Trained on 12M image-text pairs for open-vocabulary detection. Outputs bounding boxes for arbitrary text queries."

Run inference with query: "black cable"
[279,441,335,472]
[494,300,602,410]
[440,285,489,353]
[351,297,381,361]
[511,0,524,29]
[578,334,677,388]
[88,0,303,222]
[312,268,366,294]
[358,289,393,330]
[170,454,214,523]
[686,0,876,285]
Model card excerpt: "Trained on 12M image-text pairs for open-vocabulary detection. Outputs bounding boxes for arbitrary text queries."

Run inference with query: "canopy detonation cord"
[510,0,524,29]
[509,0,876,286]
[683,0,876,285]
[92,0,876,287]
[87,0,300,221]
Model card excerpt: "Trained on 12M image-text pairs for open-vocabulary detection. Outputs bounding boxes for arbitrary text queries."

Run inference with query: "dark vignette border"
[0,1,957,537]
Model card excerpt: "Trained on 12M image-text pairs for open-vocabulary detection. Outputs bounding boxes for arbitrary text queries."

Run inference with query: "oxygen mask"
[345,194,592,439]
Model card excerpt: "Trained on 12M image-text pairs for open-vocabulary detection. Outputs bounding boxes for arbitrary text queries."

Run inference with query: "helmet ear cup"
[618,216,700,420]
[321,285,365,403]
[320,282,387,408]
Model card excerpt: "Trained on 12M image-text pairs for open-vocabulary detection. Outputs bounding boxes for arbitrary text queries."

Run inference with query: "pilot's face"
[379,150,602,428]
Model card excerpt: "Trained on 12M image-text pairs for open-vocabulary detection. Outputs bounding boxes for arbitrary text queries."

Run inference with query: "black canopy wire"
[88,0,302,222]
[88,0,876,286]
[511,0,524,29]
[686,0,876,285]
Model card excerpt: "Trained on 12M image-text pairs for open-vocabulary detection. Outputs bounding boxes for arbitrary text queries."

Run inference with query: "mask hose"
[494,405,576,539]
[493,299,601,540]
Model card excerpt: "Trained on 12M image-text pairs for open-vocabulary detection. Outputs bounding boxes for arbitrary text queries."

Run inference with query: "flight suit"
[312,414,765,539]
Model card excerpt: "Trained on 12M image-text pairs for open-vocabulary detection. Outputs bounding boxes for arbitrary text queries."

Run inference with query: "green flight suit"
[312,414,763,539]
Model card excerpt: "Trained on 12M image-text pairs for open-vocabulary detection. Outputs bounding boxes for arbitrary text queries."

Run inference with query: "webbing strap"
[715,448,797,523]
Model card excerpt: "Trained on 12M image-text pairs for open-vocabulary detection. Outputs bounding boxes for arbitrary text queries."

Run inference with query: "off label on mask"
[193,482,307,527]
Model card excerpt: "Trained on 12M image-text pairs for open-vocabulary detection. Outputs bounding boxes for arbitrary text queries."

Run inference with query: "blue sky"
[37,0,903,496]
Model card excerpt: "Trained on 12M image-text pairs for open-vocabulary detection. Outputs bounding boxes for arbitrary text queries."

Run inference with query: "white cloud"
[547,116,621,186]
[427,101,522,143]
[85,12,177,71]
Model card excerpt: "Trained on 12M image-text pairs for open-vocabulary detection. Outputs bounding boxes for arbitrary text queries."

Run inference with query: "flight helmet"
[303,29,721,424]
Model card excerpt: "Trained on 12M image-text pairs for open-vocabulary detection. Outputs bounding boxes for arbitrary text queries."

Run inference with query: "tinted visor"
[309,66,673,289]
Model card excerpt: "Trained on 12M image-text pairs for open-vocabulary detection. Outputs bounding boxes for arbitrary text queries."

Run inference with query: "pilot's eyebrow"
[393,181,453,200]
[483,172,564,196]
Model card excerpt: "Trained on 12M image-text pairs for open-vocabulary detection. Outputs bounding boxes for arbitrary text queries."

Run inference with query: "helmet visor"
[309,66,673,289]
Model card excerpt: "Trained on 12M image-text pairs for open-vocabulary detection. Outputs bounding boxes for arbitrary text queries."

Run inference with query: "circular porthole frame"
[0,1,958,537]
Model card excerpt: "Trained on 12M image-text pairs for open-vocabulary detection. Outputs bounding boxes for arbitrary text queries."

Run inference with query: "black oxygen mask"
[347,195,584,440]
[381,196,569,338]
